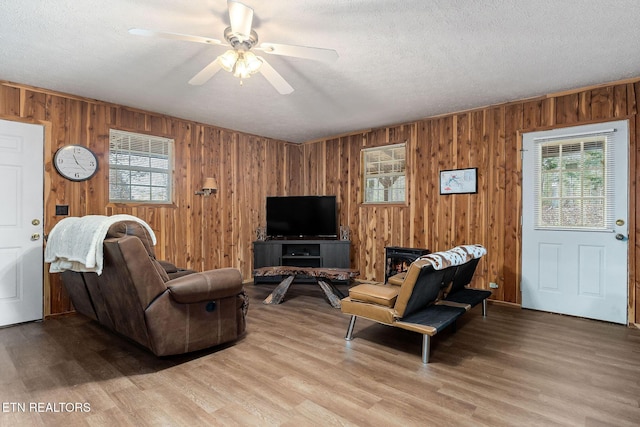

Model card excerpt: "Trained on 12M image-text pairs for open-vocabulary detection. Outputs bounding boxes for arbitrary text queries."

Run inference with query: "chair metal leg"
[345,315,357,340]
[422,334,430,364]
[482,299,487,317]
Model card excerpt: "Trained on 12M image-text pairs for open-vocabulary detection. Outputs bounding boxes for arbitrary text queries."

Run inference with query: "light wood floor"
[1,282,640,426]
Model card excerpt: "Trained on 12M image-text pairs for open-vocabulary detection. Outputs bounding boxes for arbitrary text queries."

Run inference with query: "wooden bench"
[253,266,359,308]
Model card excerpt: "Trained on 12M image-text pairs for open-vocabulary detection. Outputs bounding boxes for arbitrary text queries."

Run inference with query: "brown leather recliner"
[60,220,248,356]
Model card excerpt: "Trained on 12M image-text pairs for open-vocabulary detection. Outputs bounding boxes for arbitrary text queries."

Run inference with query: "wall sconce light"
[195,177,218,196]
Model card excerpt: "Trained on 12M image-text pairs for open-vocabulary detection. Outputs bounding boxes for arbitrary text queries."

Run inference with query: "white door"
[0,119,44,327]
[522,120,628,325]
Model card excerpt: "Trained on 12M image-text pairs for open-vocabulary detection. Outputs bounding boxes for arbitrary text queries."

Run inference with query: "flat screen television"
[266,195,338,238]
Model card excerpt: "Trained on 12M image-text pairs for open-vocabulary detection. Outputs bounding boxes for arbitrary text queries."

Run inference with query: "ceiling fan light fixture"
[244,51,263,74]
[219,49,239,72]
[233,58,250,79]
[232,51,263,79]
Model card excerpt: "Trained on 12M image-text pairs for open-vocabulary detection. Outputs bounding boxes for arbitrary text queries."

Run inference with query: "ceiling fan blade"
[257,57,294,95]
[258,43,338,62]
[227,0,253,37]
[129,28,222,46]
[188,58,223,86]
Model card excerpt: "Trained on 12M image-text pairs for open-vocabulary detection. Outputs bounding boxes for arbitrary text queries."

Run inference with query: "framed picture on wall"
[440,167,478,195]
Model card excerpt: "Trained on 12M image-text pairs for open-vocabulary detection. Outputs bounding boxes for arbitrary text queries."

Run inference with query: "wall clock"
[53,145,98,181]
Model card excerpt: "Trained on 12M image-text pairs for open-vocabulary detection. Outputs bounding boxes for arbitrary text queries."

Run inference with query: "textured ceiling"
[2,0,640,143]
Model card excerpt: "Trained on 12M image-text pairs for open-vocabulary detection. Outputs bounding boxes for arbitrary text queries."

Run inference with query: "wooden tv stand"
[253,239,351,284]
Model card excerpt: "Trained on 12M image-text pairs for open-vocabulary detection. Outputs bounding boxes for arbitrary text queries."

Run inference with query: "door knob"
[31,233,41,241]
[615,233,626,241]
[32,219,41,226]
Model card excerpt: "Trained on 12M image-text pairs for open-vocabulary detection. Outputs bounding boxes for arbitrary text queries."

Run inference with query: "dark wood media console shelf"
[253,240,351,284]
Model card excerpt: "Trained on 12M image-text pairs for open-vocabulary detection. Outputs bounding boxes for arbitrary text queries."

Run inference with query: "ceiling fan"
[129,0,338,95]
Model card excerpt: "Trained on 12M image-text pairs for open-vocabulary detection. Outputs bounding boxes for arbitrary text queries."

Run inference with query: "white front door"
[522,120,629,325]
[0,119,44,327]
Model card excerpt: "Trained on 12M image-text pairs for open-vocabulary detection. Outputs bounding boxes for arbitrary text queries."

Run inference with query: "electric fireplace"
[385,246,430,282]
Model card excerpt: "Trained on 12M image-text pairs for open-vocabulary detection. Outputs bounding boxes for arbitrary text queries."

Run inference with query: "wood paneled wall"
[301,80,640,324]
[3,77,640,324]
[0,81,302,316]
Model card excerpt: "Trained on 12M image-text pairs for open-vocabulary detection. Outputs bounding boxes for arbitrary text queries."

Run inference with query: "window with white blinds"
[533,129,617,231]
[109,129,173,203]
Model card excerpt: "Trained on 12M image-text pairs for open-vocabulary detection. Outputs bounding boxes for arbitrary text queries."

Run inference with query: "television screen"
[266,196,337,238]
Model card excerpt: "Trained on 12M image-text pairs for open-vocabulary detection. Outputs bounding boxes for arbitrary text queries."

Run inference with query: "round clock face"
[53,145,98,181]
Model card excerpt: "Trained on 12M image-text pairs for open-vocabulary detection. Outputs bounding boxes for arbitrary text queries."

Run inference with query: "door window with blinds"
[534,130,617,230]
[109,129,173,203]
[362,142,406,203]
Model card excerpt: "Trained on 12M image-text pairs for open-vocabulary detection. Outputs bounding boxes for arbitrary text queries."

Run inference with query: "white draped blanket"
[44,214,156,275]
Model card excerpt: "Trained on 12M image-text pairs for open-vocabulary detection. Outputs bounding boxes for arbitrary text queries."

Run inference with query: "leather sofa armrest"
[387,272,406,286]
[167,268,243,304]
[349,283,399,307]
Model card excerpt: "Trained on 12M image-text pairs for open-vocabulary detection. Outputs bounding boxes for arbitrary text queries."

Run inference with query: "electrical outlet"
[55,205,69,216]
[489,282,499,289]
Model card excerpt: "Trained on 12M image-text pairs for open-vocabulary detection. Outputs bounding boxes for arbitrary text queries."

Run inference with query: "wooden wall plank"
[556,93,579,125]
[442,116,456,248]
[202,127,219,268]
[425,120,440,250]
[346,134,363,267]
[454,113,470,246]
[613,84,628,118]
[21,89,46,119]
[522,100,541,131]
[413,121,427,247]
[0,85,20,116]
[338,137,351,238]
[627,83,638,116]
[503,104,522,303]
[591,87,614,120]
